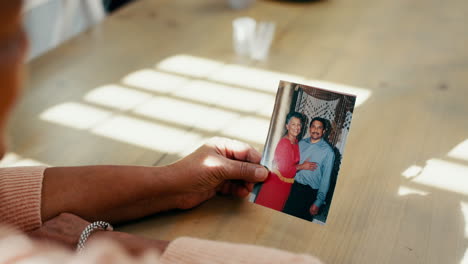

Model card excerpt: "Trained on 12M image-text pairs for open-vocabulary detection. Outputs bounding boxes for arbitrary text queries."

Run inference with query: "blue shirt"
[295,138,335,208]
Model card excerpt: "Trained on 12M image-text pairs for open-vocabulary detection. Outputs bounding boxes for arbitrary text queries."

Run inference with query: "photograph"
[252,80,356,224]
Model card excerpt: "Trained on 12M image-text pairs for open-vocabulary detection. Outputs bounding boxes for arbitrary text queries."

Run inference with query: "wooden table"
[9,0,468,263]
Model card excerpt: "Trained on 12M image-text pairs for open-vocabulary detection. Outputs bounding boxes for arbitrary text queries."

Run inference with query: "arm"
[313,150,335,209]
[296,141,317,171]
[296,157,317,171]
[41,137,268,224]
[43,165,165,223]
[275,140,316,174]
[41,165,177,223]
[273,139,293,172]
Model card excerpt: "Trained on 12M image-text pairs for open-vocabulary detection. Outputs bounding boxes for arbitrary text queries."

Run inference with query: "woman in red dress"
[255,112,315,211]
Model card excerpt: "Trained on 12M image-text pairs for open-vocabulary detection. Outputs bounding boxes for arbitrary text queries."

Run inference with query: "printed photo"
[252,81,356,224]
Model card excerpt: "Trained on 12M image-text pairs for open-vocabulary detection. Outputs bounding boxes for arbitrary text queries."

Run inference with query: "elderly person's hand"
[40,137,268,226]
[29,213,169,255]
[28,213,90,250]
[165,137,268,209]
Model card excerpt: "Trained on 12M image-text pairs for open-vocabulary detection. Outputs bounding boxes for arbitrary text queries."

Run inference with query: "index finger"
[208,137,262,163]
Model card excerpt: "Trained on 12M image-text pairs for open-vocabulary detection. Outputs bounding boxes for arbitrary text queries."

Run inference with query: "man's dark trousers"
[283,181,318,221]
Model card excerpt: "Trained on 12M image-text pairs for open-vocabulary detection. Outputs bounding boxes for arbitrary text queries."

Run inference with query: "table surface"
[8,0,468,263]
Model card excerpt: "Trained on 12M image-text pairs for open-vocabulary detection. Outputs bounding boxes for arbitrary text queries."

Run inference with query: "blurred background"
[23,0,133,60]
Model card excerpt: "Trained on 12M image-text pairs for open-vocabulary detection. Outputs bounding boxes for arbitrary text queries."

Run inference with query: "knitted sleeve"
[0,166,46,231]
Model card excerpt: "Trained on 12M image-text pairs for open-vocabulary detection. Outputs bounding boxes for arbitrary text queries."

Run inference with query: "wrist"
[146,165,190,210]
[157,163,191,195]
[148,165,180,196]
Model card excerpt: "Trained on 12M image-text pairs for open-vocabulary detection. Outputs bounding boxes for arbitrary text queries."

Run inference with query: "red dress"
[255,137,299,211]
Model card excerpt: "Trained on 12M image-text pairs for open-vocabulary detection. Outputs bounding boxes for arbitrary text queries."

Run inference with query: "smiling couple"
[255,112,335,221]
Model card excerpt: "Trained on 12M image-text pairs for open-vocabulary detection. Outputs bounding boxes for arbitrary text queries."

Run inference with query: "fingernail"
[255,167,268,180]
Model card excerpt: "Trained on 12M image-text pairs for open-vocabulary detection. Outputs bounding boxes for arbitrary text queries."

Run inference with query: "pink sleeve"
[0,166,46,231]
[160,237,322,264]
[274,139,291,170]
[0,230,322,263]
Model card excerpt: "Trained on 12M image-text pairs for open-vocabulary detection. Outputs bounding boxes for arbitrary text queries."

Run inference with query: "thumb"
[224,159,268,182]
[306,157,311,162]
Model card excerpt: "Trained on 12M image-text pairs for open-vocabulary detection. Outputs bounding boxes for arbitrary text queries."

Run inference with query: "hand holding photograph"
[252,81,356,225]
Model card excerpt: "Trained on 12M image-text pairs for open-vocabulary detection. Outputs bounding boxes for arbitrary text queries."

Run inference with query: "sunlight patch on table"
[209,64,305,93]
[257,99,275,117]
[173,80,275,114]
[221,116,269,144]
[410,159,468,196]
[0,153,21,166]
[0,152,49,167]
[305,80,371,107]
[84,84,153,111]
[156,54,224,78]
[40,102,112,130]
[91,115,203,154]
[460,202,468,264]
[448,139,468,162]
[397,186,429,196]
[461,202,468,238]
[8,159,48,166]
[154,55,372,109]
[461,248,468,264]
[122,69,190,93]
[133,96,240,132]
[401,165,423,179]
[178,138,210,157]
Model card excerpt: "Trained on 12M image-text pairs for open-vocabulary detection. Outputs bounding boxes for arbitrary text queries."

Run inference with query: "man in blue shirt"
[283,117,335,221]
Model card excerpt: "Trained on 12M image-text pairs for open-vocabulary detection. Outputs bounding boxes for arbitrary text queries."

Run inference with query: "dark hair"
[310,117,327,131]
[285,112,304,125]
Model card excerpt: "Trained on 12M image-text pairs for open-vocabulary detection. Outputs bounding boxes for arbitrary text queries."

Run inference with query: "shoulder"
[277,137,289,146]
[322,141,335,156]
[276,138,292,150]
